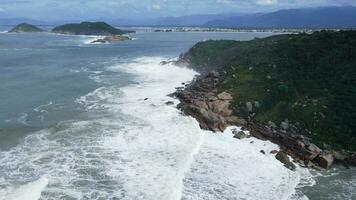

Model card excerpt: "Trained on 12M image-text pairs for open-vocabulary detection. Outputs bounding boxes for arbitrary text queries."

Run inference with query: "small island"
[9,23,44,33]
[52,21,135,43]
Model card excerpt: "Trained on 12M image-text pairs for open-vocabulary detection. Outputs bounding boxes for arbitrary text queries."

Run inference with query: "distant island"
[9,23,43,33]
[52,21,134,36]
[174,30,356,169]
[52,21,135,43]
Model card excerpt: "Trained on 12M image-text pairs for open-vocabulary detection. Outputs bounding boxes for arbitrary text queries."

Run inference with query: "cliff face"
[52,22,134,36]
[9,23,43,33]
[174,31,356,169]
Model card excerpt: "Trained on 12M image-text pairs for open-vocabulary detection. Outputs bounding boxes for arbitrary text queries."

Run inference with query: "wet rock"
[233,130,248,139]
[270,150,279,154]
[165,101,174,105]
[275,151,296,171]
[91,38,108,44]
[313,153,334,168]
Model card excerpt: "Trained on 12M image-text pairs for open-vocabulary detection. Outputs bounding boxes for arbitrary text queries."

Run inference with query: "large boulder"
[313,153,334,168]
[305,143,322,160]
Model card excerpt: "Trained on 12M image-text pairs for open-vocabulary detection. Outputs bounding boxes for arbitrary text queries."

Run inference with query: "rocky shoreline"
[171,65,356,170]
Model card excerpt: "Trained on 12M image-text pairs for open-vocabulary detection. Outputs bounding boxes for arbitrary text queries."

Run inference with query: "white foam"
[81,36,107,44]
[0,56,313,200]
[2,176,48,200]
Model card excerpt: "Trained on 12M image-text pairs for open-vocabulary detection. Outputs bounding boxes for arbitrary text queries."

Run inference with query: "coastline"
[170,60,356,170]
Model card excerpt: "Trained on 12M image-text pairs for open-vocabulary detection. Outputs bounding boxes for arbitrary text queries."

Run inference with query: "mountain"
[205,6,356,28]
[153,14,237,26]
[52,22,134,36]
[9,23,43,33]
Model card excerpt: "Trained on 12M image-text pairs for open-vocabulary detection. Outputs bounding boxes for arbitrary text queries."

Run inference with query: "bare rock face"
[175,72,236,132]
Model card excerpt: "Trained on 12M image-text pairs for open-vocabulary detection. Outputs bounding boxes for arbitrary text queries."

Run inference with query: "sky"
[0,0,355,21]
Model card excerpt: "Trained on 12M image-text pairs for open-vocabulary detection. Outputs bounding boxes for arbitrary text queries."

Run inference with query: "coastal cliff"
[173,30,356,169]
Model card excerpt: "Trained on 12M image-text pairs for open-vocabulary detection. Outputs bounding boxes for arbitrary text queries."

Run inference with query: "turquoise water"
[0,28,354,200]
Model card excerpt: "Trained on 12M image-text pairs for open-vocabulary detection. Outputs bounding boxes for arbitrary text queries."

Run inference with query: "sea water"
[0,29,354,200]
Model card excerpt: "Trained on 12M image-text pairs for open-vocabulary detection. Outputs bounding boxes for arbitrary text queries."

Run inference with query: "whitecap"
[1,176,48,200]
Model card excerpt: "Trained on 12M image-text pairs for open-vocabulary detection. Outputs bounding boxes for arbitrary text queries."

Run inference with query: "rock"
[270,150,279,154]
[246,102,253,112]
[91,38,108,44]
[233,130,248,139]
[268,121,277,128]
[332,151,346,162]
[345,153,356,166]
[254,101,261,108]
[226,116,246,126]
[275,151,296,171]
[260,150,266,155]
[305,143,322,160]
[160,61,170,65]
[209,100,231,117]
[165,101,174,105]
[313,153,334,168]
[144,98,149,101]
[280,119,289,130]
[217,92,232,100]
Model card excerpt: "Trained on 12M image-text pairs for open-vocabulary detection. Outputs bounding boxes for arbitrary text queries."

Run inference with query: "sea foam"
[0,56,312,200]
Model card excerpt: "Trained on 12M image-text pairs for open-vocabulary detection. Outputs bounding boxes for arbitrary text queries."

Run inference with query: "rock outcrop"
[175,72,243,132]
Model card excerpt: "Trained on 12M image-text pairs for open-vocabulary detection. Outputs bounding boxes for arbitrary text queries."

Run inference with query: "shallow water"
[0,28,354,199]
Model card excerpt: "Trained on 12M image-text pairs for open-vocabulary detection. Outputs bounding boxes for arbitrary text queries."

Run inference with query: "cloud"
[152,4,161,10]
[256,0,278,5]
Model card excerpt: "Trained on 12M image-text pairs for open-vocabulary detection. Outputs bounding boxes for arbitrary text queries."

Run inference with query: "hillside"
[181,31,356,151]
[52,22,134,36]
[9,23,43,33]
[205,6,356,28]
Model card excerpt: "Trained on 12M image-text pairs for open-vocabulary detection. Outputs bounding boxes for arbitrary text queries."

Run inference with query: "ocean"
[0,27,354,200]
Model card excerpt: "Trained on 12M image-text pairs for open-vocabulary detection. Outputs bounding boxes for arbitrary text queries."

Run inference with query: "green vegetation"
[52,22,134,36]
[9,23,43,33]
[183,31,356,150]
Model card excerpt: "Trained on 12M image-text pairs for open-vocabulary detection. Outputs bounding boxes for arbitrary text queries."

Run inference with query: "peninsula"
[174,30,356,169]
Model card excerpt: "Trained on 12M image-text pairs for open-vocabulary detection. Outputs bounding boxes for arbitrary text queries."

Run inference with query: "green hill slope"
[182,31,356,150]
[9,23,43,33]
[52,22,134,36]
